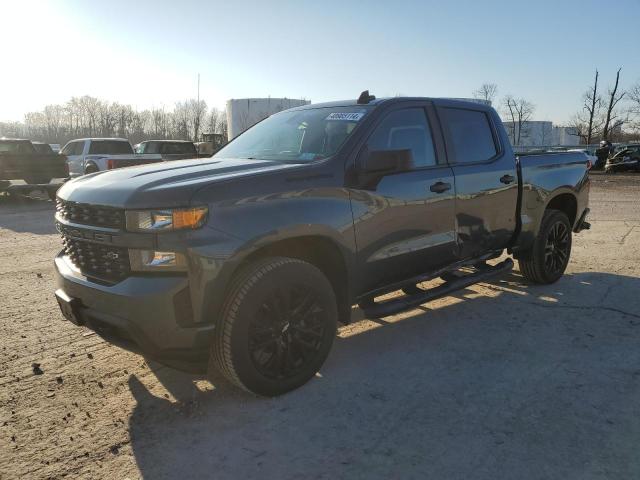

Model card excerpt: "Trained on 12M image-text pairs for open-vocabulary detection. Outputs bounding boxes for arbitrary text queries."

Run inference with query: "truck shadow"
[127,270,640,480]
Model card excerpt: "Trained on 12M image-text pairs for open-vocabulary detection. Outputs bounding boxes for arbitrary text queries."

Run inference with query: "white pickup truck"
[60,138,162,177]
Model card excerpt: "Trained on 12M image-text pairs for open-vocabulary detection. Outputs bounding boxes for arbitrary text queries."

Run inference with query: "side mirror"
[361,148,412,174]
[358,148,412,189]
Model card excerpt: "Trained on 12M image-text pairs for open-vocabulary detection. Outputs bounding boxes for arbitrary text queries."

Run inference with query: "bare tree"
[582,70,601,144]
[43,104,64,140]
[502,96,535,146]
[627,81,640,133]
[151,108,167,138]
[172,101,190,140]
[187,99,207,142]
[570,70,604,144]
[602,68,626,140]
[473,83,498,105]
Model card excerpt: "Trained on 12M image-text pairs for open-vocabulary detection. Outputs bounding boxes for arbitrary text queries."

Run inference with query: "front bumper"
[54,253,214,366]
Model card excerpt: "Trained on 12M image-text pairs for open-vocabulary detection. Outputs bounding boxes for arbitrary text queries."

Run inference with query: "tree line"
[0,96,228,146]
[571,68,640,144]
[474,70,640,146]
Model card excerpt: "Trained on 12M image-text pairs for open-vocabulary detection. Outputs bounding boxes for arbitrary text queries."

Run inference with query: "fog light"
[130,250,187,272]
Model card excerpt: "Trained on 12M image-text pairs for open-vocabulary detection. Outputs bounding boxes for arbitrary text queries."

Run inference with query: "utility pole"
[197,73,200,104]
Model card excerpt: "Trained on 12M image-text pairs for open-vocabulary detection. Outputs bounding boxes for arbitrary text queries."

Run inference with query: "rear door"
[351,103,457,293]
[436,104,518,260]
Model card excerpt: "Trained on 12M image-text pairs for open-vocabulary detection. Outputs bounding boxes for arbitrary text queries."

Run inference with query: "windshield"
[214,106,370,162]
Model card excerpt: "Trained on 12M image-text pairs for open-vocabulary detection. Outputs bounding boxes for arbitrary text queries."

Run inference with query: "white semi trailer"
[226,98,310,140]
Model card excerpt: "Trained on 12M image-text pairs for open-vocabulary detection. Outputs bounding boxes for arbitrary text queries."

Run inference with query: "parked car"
[60,138,162,177]
[54,93,590,396]
[134,140,198,161]
[605,144,640,173]
[0,138,68,198]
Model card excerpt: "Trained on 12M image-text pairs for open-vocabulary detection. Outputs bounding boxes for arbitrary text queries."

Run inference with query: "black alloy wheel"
[544,220,570,276]
[248,285,327,380]
[210,257,337,396]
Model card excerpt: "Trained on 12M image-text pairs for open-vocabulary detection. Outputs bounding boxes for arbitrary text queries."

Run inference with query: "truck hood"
[57,157,301,208]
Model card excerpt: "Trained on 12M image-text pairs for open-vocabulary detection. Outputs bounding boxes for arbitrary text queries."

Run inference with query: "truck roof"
[138,139,194,144]
[72,138,130,142]
[287,96,493,112]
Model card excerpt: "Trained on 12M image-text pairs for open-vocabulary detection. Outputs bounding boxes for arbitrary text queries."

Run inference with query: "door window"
[441,108,498,163]
[366,108,437,168]
[62,141,82,155]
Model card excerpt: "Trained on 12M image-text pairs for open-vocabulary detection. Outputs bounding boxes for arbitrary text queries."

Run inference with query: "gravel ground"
[1,173,639,479]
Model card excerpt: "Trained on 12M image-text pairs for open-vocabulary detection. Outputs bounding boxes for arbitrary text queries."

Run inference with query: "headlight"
[126,206,208,232]
[129,250,188,272]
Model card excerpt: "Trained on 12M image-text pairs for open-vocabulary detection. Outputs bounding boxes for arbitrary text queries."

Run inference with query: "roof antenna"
[357,90,375,104]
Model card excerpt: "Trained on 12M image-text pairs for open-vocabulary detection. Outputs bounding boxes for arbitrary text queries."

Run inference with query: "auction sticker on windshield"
[326,112,365,121]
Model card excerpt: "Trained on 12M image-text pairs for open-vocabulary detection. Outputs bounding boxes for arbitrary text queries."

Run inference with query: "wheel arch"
[545,192,578,227]
[84,160,99,174]
[239,235,352,324]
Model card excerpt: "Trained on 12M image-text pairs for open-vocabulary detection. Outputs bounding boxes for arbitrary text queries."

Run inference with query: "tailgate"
[0,154,68,183]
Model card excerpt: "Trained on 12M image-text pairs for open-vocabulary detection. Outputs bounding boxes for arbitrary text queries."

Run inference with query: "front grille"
[62,236,130,282]
[56,199,125,229]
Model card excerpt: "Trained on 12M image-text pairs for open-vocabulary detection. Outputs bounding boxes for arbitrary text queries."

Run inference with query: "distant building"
[502,120,553,147]
[552,126,579,146]
[226,98,310,140]
[501,121,579,147]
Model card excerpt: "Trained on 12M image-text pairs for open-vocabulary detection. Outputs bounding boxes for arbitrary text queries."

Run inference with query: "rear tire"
[84,163,99,174]
[518,209,572,284]
[210,257,337,396]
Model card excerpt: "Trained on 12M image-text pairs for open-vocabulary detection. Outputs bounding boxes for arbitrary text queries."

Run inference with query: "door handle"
[430,181,451,194]
[500,174,515,184]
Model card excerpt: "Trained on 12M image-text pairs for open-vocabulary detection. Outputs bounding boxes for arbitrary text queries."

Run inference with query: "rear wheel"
[210,257,337,396]
[84,163,99,174]
[518,209,572,284]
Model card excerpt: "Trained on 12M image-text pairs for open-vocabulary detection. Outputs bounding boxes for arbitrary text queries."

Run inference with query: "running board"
[360,258,514,318]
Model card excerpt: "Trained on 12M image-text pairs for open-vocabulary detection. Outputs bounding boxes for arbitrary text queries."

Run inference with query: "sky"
[2,0,639,124]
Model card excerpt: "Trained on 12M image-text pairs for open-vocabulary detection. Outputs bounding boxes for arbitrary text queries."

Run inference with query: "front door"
[350,105,457,294]
[61,141,85,177]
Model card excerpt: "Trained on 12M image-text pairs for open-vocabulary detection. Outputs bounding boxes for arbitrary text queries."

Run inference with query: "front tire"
[210,257,337,396]
[518,209,572,284]
[84,163,99,175]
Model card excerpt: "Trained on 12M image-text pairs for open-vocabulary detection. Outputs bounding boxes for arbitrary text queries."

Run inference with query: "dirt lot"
[1,173,639,479]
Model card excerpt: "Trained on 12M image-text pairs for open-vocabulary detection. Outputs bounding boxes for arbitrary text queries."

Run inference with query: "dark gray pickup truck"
[1,139,68,198]
[54,93,590,396]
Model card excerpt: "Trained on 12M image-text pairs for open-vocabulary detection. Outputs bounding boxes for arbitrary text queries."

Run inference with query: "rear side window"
[366,108,437,168]
[89,140,133,155]
[161,142,196,155]
[142,142,159,154]
[441,108,498,163]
